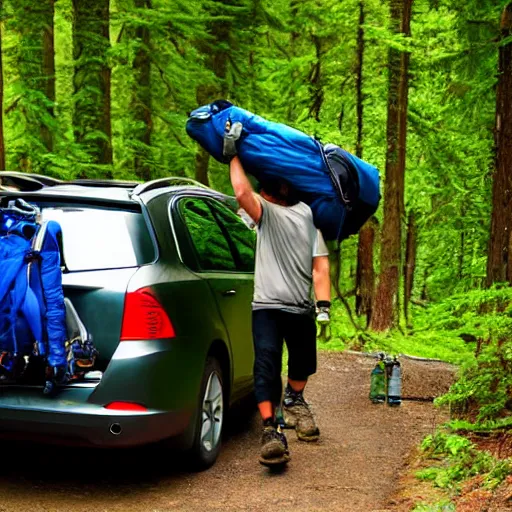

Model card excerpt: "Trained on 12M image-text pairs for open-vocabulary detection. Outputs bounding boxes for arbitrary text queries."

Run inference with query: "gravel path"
[0,351,455,512]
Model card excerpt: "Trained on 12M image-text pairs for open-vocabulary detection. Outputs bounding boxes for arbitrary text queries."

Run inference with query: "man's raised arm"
[229,157,262,224]
[224,121,262,224]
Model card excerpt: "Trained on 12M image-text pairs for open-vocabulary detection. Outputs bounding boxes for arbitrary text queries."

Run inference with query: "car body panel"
[202,275,254,392]
[62,268,138,366]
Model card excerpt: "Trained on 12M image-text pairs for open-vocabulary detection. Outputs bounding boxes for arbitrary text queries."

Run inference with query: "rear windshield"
[41,206,155,272]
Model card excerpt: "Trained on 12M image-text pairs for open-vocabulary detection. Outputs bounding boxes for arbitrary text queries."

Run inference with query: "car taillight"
[104,401,148,412]
[120,287,175,341]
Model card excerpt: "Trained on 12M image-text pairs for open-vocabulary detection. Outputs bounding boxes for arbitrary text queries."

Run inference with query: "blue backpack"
[0,199,67,390]
[186,100,381,241]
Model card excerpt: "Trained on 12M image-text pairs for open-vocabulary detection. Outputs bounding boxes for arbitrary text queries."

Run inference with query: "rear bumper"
[0,338,204,448]
[0,385,192,448]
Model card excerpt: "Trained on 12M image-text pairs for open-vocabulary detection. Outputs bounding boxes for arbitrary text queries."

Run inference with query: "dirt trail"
[0,352,455,512]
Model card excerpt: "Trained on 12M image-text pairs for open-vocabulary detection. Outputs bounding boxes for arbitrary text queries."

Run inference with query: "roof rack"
[67,179,140,188]
[0,171,63,191]
[131,177,211,196]
[0,172,141,192]
[0,173,240,209]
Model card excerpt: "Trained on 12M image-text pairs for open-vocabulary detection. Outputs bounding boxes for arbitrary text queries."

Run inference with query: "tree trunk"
[420,267,429,302]
[193,1,232,185]
[354,0,376,326]
[459,203,466,280]
[309,35,324,122]
[195,148,210,187]
[42,0,55,153]
[487,2,512,286]
[132,0,152,182]
[396,0,412,221]
[10,0,55,168]
[370,0,413,332]
[403,210,417,324]
[287,0,300,122]
[0,2,5,171]
[355,0,365,159]
[193,84,215,186]
[356,217,378,328]
[73,0,113,171]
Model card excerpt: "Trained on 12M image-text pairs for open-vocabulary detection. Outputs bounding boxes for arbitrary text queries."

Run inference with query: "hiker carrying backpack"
[186,100,381,242]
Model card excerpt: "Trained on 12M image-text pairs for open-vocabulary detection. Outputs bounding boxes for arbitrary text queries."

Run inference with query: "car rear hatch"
[41,200,157,371]
[0,192,157,377]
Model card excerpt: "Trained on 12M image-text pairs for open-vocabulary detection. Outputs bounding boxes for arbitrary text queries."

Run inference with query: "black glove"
[223,121,243,161]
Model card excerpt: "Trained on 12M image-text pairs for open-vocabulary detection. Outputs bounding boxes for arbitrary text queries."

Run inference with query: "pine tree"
[0,0,5,170]
[8,0,56,170]
[403,210,417,323]
[131,0,152,182]
[72,0,113,174]
[487,2,512,286]
[194,1,233,185]
[354,0,377,325]
[356,217,378,327]
[371,0,413,331]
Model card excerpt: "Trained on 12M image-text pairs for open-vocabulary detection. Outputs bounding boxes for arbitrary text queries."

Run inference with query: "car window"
[179,198,237,272]
[209,201,256,273]
[41,206,155,272]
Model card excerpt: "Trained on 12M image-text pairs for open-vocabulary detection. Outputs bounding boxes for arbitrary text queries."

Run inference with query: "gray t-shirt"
[252,195,329,315]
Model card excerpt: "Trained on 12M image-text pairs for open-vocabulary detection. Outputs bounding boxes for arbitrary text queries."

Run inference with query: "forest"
[0,0,511,506]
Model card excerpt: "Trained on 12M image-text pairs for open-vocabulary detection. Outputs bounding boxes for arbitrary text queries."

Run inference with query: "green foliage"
[392,286,512,422]
[0,0,503,299]
[435,337,512,422]
[418,431,512,490]
[321,293,476,364]
[411,501,455,512]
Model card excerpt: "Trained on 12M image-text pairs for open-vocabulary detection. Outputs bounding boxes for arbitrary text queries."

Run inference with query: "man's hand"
[223,121,243,160]
[316,301,331,325]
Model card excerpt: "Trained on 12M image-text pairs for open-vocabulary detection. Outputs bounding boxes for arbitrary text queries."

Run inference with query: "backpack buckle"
[24,250,41,263]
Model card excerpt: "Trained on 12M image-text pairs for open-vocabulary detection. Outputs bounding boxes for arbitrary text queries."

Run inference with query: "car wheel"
[188,356,225,471]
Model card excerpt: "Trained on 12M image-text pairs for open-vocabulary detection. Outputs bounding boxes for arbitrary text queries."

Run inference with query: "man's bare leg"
[288,379,307,392]
[258,400,274,421]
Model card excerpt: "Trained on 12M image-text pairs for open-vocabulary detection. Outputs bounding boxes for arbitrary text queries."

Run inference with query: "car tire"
[187,356,225,471]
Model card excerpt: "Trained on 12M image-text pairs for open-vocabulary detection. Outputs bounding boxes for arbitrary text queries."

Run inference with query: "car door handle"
[222,289,237,297]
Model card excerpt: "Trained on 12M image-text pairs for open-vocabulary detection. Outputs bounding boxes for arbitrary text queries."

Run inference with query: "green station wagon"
[0,172,256,470]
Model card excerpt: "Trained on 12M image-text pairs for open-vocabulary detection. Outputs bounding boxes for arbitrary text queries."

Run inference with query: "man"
[224,122,332,467]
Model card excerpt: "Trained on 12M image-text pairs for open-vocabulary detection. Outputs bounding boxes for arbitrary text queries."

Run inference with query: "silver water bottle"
[387,356,402,406]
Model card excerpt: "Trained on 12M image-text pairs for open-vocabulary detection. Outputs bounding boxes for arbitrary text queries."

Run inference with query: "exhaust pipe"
[109,423,122,436]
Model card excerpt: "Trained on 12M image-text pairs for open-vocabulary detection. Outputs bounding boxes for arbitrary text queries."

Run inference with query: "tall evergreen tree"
[131,0,152,182]
[356,217,378,327]
[371,0,413,331]
[193,0,238,185]
[72,0,113,173]
[9,0,56,170]
[0,0,5,171]
[355,0,365,160]
[487,2,512,286]
[42,0,55,154]
[403,210,417,323]
[354,0,377,324]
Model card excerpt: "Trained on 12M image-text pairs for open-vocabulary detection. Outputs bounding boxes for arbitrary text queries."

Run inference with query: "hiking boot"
[282,392,320,442]
[259,425,290,466]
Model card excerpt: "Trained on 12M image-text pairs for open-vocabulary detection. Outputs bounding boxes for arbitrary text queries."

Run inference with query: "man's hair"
[257,178,300,206]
